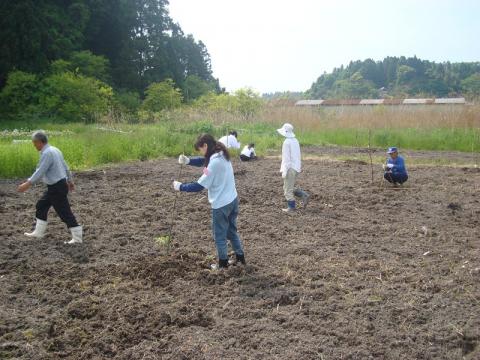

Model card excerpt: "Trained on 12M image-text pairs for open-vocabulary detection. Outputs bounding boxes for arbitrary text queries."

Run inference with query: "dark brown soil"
[1,147,479,359]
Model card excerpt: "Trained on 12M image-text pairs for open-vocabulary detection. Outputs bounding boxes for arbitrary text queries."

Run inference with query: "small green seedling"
[155,235,171,247]
[205,254,215,262]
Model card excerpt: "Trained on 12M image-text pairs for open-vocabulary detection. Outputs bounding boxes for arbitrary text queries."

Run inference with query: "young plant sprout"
[155,235,171,247]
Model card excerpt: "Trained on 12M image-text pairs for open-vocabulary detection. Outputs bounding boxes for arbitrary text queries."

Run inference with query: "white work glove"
[178,154,190,165]
[173,181,182,191]
[386,163,394,169]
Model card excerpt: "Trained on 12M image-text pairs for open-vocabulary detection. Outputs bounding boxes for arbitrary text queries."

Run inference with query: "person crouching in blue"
[174,134,246,270]
[383,147,408,185]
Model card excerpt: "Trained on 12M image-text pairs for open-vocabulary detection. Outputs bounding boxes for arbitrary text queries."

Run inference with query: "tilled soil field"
[1,147,479,359]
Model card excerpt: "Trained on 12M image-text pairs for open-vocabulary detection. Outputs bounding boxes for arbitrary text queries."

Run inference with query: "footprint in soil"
[67,297,100,319]
[58,243,89,263]
[447,203,462,212]
[461,336,477,356]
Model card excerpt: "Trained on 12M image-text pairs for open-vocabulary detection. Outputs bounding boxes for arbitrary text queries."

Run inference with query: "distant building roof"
[360,99,384,105]
[294,98,466,106]
[403,99,433,104]
[434,98,466,104]
[295,100,324,106]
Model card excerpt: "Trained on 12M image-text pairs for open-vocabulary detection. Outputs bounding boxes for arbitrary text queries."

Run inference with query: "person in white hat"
[277,123,310,213]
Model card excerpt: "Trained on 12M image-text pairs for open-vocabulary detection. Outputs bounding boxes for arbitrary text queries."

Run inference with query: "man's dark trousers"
[384,172,408,184]
[36,179,78,228]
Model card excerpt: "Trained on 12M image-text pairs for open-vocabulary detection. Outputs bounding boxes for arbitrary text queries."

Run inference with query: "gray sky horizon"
[169,0,480,94]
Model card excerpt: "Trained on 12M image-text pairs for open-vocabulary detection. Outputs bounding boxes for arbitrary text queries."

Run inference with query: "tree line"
[307,56,480,100]
[0,0,221,122]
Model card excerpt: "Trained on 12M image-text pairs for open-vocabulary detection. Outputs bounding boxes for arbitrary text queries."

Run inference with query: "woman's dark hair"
[248,143,255,148]
[194,134,230,166]
[229,130,238,138]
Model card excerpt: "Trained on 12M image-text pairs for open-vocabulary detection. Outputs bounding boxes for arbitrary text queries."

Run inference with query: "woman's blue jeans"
[211,197,244,261]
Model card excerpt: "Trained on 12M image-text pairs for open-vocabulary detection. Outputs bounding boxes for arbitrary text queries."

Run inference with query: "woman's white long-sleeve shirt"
[280,137,301,177]
[219,135,241,149]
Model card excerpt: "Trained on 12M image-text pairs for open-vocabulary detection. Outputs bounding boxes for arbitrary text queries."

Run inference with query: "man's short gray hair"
[32,130,48,144]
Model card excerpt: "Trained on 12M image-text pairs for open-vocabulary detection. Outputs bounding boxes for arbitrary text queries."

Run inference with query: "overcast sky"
[169,0,480,93]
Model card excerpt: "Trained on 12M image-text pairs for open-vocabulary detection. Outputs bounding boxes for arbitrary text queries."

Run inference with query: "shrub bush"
[38,72,113,122]
[0,71,40,120]
[141,79,183,114]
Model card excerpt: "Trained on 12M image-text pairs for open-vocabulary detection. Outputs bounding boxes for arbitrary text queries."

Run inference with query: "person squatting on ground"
[383,147,408,185]
[17,131,83,244]
[277,123,310,213]
[240,143,257,162]
[218,130,241,150]
[175,134,246,270]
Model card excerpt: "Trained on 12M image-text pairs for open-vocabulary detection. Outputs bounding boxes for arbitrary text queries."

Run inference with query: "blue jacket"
[386,156,407,176]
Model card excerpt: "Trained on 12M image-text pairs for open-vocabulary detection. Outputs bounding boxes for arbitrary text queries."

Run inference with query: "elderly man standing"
[17,131,82,244]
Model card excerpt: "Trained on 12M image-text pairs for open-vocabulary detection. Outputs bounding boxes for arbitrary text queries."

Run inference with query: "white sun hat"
[277,123,295,138]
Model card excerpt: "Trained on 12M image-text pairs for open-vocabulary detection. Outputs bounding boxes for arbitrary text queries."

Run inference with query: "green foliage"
[330,72,378,99]
[307,56,480,99]
[0,142,38,178]
[194,89,263,119]
[38,72,113,122]
[1,121,479,179]
[50,59,73,75]
[141,79,183,114]
[50,51,111,83]
[183,75,215,102]
[179,120,216,135]
[0,0,217,95]
[0,1,89,86]
[234,88,263,119]
[461,73,480,97]
[69,51,110,83]
[0,71,39,119]
[114,90,142,114]
[396,65,416,85]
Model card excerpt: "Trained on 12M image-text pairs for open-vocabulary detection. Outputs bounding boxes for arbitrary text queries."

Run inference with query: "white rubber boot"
[24,219,48,238]
[65,226,83,244]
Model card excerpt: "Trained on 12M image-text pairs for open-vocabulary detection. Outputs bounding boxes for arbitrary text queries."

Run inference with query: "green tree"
[50,51,111,83]
[0,71,39,119]
[461,73,480,97]
[114,90,142,114]
[234,88,263,119]
[330,72,378,99]
[307,57,480,98]
[396,65,416,86]
[0,0,218,95]
[183,75,214,102]
[38,72,113,122]
[0,1,89,86]
[69,51,111,83]
[141,79,183,112]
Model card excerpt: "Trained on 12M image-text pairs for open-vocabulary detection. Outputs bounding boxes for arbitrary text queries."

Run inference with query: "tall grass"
[1,104,479,178]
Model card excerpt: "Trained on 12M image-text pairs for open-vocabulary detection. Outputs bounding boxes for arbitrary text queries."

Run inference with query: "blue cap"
[387,147,398,154]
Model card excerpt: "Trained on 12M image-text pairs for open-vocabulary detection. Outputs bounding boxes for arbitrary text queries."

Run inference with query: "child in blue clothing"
[383,147,408,185]
[174,134,246,270]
